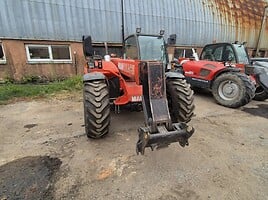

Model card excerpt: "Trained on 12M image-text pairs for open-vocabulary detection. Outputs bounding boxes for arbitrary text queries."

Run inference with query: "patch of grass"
[0,76,83,104]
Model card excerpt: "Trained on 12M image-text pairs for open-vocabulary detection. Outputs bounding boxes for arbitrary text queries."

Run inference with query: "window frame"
[0,43,7,64]
[25,44,72,64]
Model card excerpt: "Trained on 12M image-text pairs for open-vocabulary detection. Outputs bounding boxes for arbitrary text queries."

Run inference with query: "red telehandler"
[199,42,267,101]
[174,42,256,108]
[82,31,195,154]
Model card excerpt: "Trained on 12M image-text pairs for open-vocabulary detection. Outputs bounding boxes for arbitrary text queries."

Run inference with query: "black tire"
[253,86,268,101]
[166,78,195,123]
[83,80,110,138]
[212,72,255,108]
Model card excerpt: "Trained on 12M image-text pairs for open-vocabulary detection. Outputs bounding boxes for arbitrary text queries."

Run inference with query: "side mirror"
[168,34,176,45]
[82,35,94,57]
[0,45,3,58]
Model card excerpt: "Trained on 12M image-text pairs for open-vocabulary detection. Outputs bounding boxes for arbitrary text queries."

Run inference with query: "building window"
[92,46,122,58]
[0,43,6,64]
[174,48,194,58]
[25,44,72,63]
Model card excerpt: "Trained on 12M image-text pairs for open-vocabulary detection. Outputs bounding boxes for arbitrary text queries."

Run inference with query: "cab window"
[138,36,165,61]
[213,46,224,61]
[124,36,138,59]
[222,45,235,62]
[201,45,224,61]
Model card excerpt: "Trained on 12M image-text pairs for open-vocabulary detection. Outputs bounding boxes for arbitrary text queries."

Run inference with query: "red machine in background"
[199,42,268,101]
[174,42,256,108]
[82,31,195,154]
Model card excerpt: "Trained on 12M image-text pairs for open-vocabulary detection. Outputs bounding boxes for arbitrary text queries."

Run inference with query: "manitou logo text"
[131,96,142,102]
[185,71,194,75]
[118,62,135,74]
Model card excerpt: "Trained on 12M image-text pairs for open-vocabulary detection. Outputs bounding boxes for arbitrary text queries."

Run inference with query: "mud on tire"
[166,78,195,123]
[83,80,110,138]
[212,72,255,108]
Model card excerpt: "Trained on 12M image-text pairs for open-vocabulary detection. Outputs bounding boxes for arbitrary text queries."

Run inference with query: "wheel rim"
[218,80,240,101]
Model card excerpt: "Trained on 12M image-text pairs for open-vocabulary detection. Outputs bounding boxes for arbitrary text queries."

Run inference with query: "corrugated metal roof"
[0,0,267,49]
[0,0,123,42]
[210,0,268,49]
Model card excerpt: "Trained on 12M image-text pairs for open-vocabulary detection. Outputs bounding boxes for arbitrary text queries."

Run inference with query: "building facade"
[0,0,267,81]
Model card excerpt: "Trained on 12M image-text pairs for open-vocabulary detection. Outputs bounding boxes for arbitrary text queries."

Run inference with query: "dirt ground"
[0,91,267,200]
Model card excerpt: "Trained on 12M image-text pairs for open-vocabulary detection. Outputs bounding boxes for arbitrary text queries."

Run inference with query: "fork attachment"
[136,123,194,155]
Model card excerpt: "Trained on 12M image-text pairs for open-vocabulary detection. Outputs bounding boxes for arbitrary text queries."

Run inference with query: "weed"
[0,75,83,104]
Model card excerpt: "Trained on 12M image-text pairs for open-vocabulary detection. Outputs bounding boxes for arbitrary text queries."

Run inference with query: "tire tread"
[166,78,195,123]
[83,80,110,138]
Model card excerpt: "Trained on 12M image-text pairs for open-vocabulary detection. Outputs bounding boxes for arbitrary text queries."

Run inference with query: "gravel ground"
[0,91,267,200]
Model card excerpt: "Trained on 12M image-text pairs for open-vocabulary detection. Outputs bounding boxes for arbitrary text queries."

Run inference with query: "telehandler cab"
[82,31,195,154]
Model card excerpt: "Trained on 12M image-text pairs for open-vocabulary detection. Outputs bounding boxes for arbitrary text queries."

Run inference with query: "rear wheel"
[83,80,110,138]
[253,86,268,101]
[166,78,195,123]
[212,72,255,108]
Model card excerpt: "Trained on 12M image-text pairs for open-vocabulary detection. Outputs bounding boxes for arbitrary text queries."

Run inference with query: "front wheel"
[83,80,110,138]
[166,78,195,123]
[212,72,255,108]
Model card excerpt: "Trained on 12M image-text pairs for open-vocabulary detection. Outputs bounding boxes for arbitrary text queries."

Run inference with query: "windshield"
[138,36,166,61]
[233,44,249,64]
